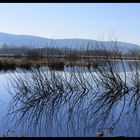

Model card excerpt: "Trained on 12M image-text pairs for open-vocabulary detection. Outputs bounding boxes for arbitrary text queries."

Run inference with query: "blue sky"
[0,3,140,44]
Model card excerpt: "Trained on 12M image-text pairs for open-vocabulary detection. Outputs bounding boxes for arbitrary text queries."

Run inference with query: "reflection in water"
[5,59,140,136]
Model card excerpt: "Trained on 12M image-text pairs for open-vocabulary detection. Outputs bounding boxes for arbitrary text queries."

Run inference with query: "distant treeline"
[0,43,140,71]
[0,43,140,59]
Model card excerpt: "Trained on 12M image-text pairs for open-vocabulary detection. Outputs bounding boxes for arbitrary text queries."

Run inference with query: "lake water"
[0,61,140,137]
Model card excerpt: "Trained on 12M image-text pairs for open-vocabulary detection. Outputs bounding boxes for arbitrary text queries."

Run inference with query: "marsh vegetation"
[0,42,140,136]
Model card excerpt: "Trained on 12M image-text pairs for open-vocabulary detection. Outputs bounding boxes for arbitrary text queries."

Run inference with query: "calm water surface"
[0,61,139,137]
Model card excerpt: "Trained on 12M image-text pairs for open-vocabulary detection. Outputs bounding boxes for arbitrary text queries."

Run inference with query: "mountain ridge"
[0,32,139,53]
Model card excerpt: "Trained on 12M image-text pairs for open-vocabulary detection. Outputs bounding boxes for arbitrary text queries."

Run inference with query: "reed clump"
[47,60,65,71]
[0,59,16,71]
[17,60,32,70]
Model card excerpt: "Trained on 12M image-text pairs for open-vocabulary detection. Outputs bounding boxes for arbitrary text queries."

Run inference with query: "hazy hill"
[0,32,139,53]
